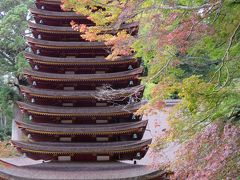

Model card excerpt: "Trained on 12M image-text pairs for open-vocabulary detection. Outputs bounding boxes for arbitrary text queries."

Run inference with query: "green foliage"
[0,0,32,76]
[143,82,156,100]
[0,80,20,141]
[64,0,240,132]
[0,0,31,140]
[0,125,11,141]
[135,1,240,142]
[0,82,20,120]
[167,76,240,141]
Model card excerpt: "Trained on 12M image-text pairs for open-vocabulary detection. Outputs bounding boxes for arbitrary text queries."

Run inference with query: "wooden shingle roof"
[20,85,144,99]
[30,6,85,19]
[23,67,143,82]
[26,37,109,49]
[12,139,151,154]
[17,101,145,116]
[16,120,148,135]
[24,52,137,66]
[28,21,139,34]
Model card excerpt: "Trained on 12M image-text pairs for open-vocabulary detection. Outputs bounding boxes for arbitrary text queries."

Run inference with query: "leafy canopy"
[0,0,31,77]
[62,0,240,139]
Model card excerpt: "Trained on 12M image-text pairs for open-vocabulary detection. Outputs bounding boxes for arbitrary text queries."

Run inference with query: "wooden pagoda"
[12,0,151,162]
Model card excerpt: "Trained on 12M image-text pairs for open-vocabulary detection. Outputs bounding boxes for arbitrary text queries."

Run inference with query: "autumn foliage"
[63,0,139,59]
[62,0,240,179]
[172,122,240,179]
[0,141,18,158]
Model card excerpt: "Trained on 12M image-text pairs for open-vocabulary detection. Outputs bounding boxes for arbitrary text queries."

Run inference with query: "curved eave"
[12,140,151,154]
[16,120,148,135]
[26,37,109,49]
[24,52,137,66]
[28,21,79,34]
[23,67,143,82]
[17,101,145,116]
[20,85,144,99]
[30,7,85,19]
[28,21,139,35]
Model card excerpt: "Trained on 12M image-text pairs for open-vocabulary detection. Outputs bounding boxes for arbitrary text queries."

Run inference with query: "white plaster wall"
[11,105,24,141]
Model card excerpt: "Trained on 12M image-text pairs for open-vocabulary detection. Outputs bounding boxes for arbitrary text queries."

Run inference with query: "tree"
[171,121,240,179]
[0,0,31,139]
[62,0,240,178]
[0,0,31,77]
[63,0,239,131]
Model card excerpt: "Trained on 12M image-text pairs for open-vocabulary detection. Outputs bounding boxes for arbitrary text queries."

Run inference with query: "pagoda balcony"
[20,85,144,106]
[23,68,142,90]
[23,114,142,124]
[24,52,140,73]
[12,139,151,161]
[36,0,61,5]
[15,120,147,142]
[27,64,141,74]
[32,49,109,58]
[36,0,62,11]
[30,6,94,26]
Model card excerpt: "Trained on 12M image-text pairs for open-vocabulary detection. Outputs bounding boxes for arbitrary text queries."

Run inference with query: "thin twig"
[210,21,240,88]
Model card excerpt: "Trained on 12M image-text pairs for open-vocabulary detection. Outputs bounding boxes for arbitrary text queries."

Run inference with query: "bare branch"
[93,84,144,102]
[155,2,221,11]
[148,57,173,83]
[210,21,240,87]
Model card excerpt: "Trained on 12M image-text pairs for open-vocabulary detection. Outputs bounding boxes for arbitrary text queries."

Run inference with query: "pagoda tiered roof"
[28,21,79,34]
[11,0,153,167]
[17,101,144,116]
[0,160,167,180]
[30,6,85,19]
[23,67,143,82]
[12,140,151,154]
[20,85,144,99]
[16,120,148,135]
[26,37,109,49]
[24,52,137,66]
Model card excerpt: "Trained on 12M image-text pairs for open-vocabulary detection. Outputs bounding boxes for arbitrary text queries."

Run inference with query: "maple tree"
[172,122,240,179]
[151,121,240,179]
[62,0,220,58]
[62,0,240,178]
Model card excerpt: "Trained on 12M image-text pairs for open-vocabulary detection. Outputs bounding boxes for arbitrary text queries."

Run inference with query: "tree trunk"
[3,115,7,127]
[0,113,3,127]
[0,112,8,128]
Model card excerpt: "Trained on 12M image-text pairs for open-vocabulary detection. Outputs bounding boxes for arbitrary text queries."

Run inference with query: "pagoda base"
[0,157,168,180]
